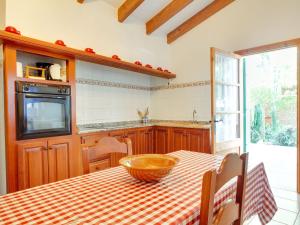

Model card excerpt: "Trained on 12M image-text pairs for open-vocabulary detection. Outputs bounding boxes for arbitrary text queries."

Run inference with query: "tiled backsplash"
[76,77,210,124]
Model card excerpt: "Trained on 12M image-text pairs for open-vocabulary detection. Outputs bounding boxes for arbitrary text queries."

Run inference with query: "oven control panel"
[16,81,71,95]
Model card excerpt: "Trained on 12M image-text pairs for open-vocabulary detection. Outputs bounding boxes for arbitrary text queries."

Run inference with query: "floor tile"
[294,213,300,225]
[275,197,300,213]
[272,188,300,201]
[267,221,287,225]
[247,216,261,225]
[272,208,297,225]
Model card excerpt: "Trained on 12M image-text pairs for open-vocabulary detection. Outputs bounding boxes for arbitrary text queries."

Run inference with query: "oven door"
[16,93,71,140]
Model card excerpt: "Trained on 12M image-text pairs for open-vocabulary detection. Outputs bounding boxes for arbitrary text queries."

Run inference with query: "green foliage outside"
[250,92,296,146]
[246,47,297,147]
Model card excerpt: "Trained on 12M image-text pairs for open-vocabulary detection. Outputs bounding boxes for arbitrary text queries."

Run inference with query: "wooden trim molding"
[167,0,234,44]
[118,0,144,22]
[146,0,193,35]
[0,30,175,79]
[235,38,300,56]
[297,45,300,193]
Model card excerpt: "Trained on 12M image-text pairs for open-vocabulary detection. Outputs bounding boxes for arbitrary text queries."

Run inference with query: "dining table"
[0,150,277,225]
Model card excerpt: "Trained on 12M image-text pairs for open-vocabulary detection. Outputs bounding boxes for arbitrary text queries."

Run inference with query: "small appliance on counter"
[16,81,71,140]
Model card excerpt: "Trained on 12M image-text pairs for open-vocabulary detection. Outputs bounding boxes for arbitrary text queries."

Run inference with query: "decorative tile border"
[76,78,210,91]
[76,78,151,91]
[150,80,210,91]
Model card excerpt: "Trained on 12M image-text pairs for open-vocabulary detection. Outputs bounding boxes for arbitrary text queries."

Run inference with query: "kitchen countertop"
[77,120,211,134]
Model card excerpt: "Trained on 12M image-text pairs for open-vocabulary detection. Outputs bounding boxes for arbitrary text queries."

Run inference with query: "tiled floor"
[244,144,300,225]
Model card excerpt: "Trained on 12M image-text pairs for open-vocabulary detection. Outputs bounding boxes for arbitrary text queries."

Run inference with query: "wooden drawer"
[89,159,110,173]
[81,133,109,145]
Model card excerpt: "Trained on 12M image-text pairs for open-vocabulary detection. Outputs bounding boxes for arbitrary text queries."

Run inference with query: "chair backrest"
[82,137,132,174]
[200,153,248,225]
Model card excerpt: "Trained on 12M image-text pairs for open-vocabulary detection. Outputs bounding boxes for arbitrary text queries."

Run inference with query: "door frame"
[235,38,300,193]
[210,47,242,155]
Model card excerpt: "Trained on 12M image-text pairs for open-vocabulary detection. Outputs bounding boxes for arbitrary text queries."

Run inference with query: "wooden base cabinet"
[170,128,211,154]
[172,128,189,151]
[154,127,170,154]
[139,128,154,154]
[18,137,74,190]
[79,126,211,173]
[18,141,49,190]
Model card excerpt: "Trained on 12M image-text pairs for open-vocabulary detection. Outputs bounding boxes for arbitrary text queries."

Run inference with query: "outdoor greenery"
[251,88,297,146]
[248,48,297,147]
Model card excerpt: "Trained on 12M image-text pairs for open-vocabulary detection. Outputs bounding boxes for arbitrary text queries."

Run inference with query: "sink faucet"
[193,109,197,122]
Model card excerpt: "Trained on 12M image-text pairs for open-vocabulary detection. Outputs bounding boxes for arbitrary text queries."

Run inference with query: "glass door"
[211,48,242,155]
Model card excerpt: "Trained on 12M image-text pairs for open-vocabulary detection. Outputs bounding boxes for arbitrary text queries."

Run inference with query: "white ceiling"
[101,0,214,37]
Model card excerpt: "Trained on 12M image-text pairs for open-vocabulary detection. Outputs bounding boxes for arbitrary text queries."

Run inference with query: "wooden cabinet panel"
[89,159,110,173]
[189,130,203,152]
[109,130,125,140]
[155,127,170,154]
[48,138,72,183]
[17,137,78,190]
[126,130,139,155]
[18,141,48,190]
[139,128,154,154]
[202,129,211,154]
[172,128,189,151]
[188,129,211,153]
[81,132,109,145]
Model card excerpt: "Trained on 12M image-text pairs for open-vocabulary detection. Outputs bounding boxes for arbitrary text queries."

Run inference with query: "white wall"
[76,61,151,124]
[5,0,171,123]
[0,0,5,29]
[0,44,6,194]
[152,0,300,121]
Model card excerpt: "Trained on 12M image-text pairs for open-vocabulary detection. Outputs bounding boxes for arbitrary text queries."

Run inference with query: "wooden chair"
[81,137,132,174]
[200,153,248,225]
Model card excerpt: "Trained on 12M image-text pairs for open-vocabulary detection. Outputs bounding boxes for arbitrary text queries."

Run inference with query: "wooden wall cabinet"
[18,137,74,190]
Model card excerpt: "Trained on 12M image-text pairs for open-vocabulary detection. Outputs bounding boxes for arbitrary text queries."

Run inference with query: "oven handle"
[24,93,68,99]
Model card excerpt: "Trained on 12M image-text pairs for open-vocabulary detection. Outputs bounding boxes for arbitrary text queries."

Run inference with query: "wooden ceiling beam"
[118,0,144,22]
[167,0,235,44]
[146,0,193,35]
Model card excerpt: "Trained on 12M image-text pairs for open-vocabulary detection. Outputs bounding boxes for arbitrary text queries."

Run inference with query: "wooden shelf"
[0,30,176,79]
[16,77,71,86]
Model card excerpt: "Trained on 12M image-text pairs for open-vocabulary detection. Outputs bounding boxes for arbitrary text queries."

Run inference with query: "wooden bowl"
[119,154,179,182]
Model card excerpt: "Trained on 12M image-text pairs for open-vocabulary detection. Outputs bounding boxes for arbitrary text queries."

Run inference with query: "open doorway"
[244,47,298,192]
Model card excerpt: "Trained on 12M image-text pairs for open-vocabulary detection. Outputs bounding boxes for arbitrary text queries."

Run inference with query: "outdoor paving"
[244,144,300,225]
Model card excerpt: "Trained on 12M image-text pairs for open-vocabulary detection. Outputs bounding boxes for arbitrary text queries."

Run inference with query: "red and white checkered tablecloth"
[0,150,277,225]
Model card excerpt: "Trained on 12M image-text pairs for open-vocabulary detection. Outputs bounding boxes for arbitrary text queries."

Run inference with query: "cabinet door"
[155,127,170,154]
[172,128,189,151]
[18,141,48,190]
[189,129,211,154]
[139,128,154,154]
[189,129,203,152]
[47,138,72,183]
[126,130,139,155]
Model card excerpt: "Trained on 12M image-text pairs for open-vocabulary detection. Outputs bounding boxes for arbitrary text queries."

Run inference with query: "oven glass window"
[26,102,66,131]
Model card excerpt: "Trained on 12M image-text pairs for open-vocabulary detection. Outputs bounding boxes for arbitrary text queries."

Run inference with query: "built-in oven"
[16,81,71,140]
